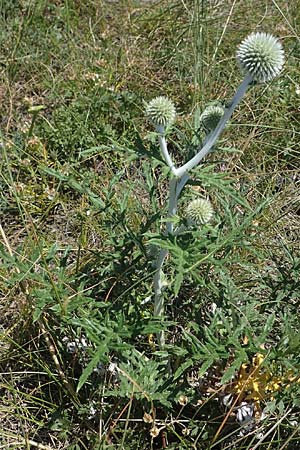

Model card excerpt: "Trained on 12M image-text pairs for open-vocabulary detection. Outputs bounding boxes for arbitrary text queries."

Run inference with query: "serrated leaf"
[198,358,215,377]
[40,166,68,181]
[76,345,109,392]
[147,238,174,251]
[32,289,52,323]
[174,270,184,297]
[263,313,275,332]
[173,358,194,380]
[221,357,245,385]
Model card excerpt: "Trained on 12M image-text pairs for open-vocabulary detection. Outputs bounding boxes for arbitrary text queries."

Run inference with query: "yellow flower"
[224,352,300,420]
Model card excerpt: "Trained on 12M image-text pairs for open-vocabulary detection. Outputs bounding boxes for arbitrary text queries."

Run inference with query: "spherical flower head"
[237,32,284,83]
[186,198,214,226]
[200,104,224,133]
[145,96,176,129]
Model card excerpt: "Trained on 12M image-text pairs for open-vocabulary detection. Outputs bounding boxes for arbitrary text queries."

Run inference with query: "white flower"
[186,198,214,226]
[237,32,284,83]
[145,96,176,128]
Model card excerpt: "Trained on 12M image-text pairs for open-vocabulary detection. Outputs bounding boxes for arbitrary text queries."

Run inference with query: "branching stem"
[153,73,253,348]
[174,73,253,177]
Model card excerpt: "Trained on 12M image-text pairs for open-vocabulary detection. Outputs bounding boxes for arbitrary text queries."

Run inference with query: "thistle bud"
[200,104,224,133]
[186,198,214,226]
[145,96,176,129]
[237,32,284,83]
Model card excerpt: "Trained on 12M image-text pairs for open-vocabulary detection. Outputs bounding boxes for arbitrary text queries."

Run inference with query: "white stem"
[157,131,177,175]
[153,247,169,317]
[154,177,178,348]
[175,172,189,201]
[166,178,177,234]
[173,131,213,202]
[153,247,168,348]
[174,73,253,177]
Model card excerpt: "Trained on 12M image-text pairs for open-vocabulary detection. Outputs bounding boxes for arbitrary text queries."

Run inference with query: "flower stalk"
[158,132,176,175]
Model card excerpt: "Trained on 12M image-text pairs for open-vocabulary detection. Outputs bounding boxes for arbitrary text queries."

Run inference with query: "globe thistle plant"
[145,33,285,349]
[186,198,214,226]
[237,32,284,83]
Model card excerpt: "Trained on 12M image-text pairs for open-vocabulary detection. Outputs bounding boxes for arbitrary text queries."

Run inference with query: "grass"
[1,0,300,448]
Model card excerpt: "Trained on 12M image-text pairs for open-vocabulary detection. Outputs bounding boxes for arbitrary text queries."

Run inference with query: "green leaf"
[173,358,194,380]
[147,237,174,251]
[76,345,109,392]
[32,288,52,323]
[174,269,184,297]
[221,354,246,384]
[198,358,216,378]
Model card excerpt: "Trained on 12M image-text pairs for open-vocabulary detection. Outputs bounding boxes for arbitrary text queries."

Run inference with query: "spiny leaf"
[76,346,109,393]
